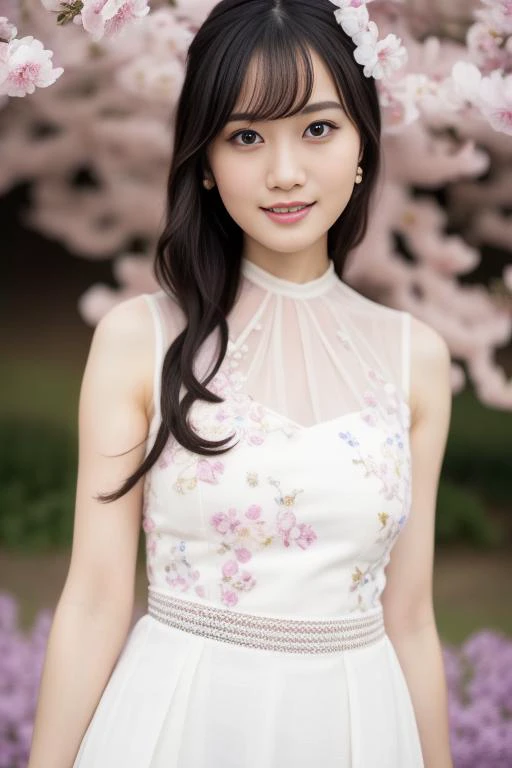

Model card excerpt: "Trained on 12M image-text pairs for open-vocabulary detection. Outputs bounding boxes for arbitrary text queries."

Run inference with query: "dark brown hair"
[97,0,381,503]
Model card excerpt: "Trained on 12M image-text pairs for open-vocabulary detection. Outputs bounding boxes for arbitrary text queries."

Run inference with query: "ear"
[201,156,215,185]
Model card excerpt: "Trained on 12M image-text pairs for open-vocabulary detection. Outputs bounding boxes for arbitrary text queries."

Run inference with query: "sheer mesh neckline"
[240,257,338,298]
[144,261,409,432]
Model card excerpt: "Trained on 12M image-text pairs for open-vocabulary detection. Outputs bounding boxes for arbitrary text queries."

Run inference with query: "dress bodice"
[141,258,412,618]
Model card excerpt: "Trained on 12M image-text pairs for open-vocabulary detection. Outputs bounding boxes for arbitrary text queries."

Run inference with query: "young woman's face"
[206,47,362,266]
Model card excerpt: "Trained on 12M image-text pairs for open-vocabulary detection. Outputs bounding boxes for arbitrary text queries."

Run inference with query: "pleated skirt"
[72,608,424,767]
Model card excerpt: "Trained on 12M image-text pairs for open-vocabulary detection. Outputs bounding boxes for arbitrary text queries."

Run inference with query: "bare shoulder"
[409,314,452,427]
[90,293,156,423]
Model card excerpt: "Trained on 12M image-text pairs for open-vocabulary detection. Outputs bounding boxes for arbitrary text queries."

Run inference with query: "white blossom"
[0,36,63,97]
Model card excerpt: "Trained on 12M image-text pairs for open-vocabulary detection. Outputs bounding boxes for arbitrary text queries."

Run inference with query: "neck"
[240,256,338,299]
[241,255,331,285]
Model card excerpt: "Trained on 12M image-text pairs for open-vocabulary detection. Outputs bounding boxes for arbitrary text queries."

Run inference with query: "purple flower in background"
[0,591,145,767]
[0,592,52,768]
[443,629,512,767]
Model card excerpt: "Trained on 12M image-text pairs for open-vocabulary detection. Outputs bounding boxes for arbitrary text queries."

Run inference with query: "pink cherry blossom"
[353,23,407,80]
[466,22,510,73]
[80,0,150,42]
[0,36,63,97]
[352,24,380,78]
[476,0,512,36]
[372,33,408,80]
[478,70,512,136]
[333,5,369,39]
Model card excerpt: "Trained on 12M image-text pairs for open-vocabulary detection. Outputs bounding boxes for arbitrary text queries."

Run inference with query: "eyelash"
[228,120,339,146]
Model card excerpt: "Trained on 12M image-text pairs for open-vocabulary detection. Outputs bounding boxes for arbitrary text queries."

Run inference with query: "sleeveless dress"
[72,257,424,767]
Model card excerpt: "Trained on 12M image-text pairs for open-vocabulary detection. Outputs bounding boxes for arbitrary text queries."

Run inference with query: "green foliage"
[432,387,511,549]
[436,478,502,549]
[444,388,512,506]
[0,419,77,550]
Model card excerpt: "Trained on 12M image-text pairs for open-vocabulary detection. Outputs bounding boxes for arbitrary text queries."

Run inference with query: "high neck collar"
[241,258,338,298]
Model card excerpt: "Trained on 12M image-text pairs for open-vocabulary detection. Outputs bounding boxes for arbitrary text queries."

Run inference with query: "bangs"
[227,37,315,124]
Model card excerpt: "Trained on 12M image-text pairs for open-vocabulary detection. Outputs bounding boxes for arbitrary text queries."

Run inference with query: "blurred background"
[0,0,511,765]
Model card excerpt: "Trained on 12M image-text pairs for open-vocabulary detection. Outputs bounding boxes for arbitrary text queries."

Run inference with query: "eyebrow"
[226,100,344,123]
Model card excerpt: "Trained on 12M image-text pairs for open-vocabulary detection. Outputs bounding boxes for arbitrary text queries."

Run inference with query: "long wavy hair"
[98,0,382,503]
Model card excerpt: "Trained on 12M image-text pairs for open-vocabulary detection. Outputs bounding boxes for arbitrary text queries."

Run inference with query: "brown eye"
[230,130,262,146]
[305,121,338,138]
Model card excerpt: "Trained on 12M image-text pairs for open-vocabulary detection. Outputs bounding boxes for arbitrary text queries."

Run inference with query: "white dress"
[73,257,424,767]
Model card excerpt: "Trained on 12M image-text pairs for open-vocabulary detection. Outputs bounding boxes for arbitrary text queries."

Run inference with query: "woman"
[28,1,453,766]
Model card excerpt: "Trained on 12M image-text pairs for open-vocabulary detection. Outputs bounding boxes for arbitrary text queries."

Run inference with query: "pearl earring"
[203,178,214,190]
[355,166,363,184]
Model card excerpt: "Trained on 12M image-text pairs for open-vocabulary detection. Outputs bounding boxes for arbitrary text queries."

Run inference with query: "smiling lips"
[262,202,315,224]
[263,201,313,211]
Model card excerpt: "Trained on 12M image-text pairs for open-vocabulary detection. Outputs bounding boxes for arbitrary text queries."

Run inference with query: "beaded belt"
[147,588,385,654]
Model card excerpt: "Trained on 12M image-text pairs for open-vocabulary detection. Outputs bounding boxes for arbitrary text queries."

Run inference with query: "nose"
[266,139,307,190]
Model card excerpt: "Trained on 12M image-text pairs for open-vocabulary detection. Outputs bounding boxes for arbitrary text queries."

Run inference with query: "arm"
[381,315,453,768]
[27,295,155,768]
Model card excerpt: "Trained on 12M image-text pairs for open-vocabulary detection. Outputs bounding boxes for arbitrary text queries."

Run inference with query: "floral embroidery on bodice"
[141,258,412,618]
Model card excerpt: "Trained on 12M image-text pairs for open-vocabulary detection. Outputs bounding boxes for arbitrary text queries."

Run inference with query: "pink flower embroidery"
[246,504,261,520]
[296,523,317,550]
[196,459,224,484]
[210,477,317,606]
[221,586,239,607]
[276,511,318,549]
[234,547,252,563]
[211,508,240,535]
[222,559,239,578]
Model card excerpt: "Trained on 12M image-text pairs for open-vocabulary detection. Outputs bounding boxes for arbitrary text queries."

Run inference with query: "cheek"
[318,140,360,183]
[213,149,257,199]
